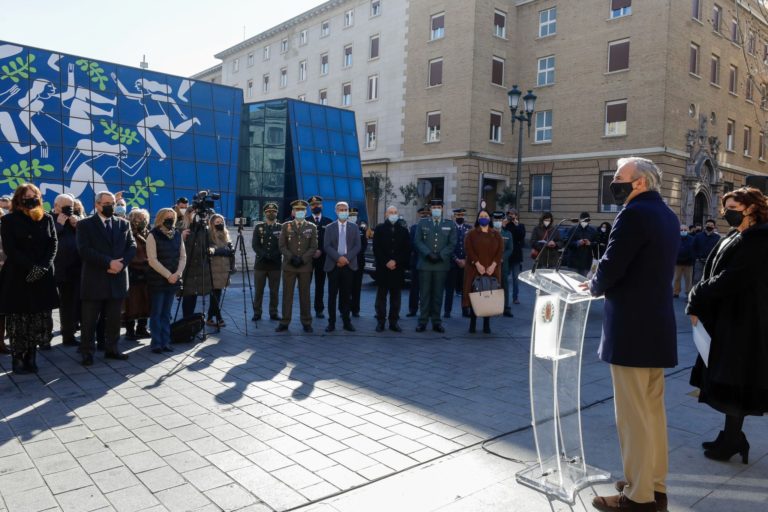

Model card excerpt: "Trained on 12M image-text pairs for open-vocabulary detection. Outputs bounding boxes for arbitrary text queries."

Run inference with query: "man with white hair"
[76,190,136,366]
[323,201,361,332]
[52,193,81,347]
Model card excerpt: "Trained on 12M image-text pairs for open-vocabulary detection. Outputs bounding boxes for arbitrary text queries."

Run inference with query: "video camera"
[191,190,220,218]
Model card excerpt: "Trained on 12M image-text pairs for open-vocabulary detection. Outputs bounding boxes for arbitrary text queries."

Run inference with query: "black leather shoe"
[315,312,325,319]
[303,325,314,333]
[62,339,80,346]
[162,346,174,352]
[406,311,417,317]
[275,324,289,332]
[433,324,445,333]
[105,352,129,360]
[415,324,427,332]
[389,323,402,333]
[81,354,94,366]
[325,324,336,333]
[151,348,163,354]
[343,323,356,332]
[614,481,667,511]
[375,323,385,332]
[270,315,281,321]
[12,355,29,374]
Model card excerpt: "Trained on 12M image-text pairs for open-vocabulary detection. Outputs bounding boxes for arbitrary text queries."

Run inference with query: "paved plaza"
[1,273,767,512]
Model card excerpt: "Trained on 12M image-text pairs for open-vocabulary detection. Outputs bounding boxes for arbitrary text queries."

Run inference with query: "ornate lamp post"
[507,85,537,210]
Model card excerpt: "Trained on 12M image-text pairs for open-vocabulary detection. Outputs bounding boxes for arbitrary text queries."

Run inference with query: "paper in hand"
[692,322,711,367]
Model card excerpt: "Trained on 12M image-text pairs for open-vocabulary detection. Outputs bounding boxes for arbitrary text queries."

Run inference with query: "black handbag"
[170,313,204,344]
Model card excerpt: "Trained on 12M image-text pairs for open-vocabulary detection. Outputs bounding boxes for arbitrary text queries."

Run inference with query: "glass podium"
[515,269,611,503]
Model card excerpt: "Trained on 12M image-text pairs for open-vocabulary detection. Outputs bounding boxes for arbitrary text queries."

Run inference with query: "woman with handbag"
[530,212,561,268]
[463,210,503,334]
[124,209,151,340]
[207,214,234,328]
[146,208,186,354]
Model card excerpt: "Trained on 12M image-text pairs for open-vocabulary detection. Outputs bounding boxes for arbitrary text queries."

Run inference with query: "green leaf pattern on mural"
[74,58,108,91]
[125,177,165,208]
[0,159,55,189]
[0,54,37,83]
[100,119,139,145]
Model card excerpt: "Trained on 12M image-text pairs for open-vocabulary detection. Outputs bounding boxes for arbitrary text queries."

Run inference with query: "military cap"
[307,195,323,205]
[492,211,505,219]
[263,202,279,212]
[291,199,309,209]
[452,208,466,214]
[349,207,359,214]
[429,199,443,207]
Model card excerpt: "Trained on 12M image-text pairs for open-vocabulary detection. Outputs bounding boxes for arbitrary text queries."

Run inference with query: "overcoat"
[77,214,136,301]
[373,220,411,289]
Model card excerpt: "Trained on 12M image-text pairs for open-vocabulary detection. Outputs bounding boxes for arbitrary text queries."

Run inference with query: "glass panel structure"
[0,40,242,217]
[238,98,367,223]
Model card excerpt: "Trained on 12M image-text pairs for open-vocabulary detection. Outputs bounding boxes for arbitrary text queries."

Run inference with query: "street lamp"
[508,85,537,211]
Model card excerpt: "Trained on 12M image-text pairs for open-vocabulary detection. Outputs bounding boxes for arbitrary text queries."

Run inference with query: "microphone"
[531,218,576,274]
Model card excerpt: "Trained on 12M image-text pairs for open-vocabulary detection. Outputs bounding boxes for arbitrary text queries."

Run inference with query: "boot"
[23,347,38,373]
[468,316,476,334]
[704,431,750,464]
[12,352,29,374]
[702,430,725,450]
[124,320,138,340]
[135,319,150,338]
[482,318,491,334]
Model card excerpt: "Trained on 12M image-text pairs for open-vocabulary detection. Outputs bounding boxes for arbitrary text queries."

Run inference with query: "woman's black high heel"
[704,431,749,464]
[702,430,725,450]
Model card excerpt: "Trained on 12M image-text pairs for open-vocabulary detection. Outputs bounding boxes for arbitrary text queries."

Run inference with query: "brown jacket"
[462,227,503,308]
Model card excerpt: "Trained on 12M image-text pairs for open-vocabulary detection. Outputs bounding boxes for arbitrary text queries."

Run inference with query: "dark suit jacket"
[323,220,361,272]
[308,214,332,262]
[589,191,679,368]
[77,215,136,301]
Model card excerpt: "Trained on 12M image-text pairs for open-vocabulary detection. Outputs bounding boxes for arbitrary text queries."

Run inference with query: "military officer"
[307,195,332,319]
[443,207,470,318]
[406,207,430,317]
[493,211,514,317]
[252,202,282,323]
[276,200,318,333]
[414,199,457,332]
[348,207,368,317]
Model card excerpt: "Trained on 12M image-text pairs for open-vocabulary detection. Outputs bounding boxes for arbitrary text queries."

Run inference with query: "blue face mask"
[478,218,491,227]
[337,211,349,221]
[680,231,688,237]
[295,210,306,220]
[493,221,502,229]
[431,208,442,218]
[388,214,399,223]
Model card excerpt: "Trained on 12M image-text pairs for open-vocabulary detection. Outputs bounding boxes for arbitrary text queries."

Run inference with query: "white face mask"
[601,227,607,233]
[179,208,187,216]
[543,220,551,227]
[388,214,399,223]
[580,221,589,228]
[493,221,502,229]
[349,216,358,224]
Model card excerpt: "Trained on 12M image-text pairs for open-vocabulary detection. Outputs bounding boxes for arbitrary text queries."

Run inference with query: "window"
[299,29,308,46]
[726,119,735,151]
[608,39,630,72]
[321,20,330,37]
[729,65,737,94]
[247,53,254,67]
[748,31,756,55]
[365,121,377,149]
[369,35,380,59]
[344,45,353,67]
[744,125,752,156]
[263,46,271,60]
[712,4,722,33]
[747,77,754,102]
[689,43,700,75]
[723,181,734,193]
[247,79,253,98]
[537,55,555,86]
[431,12,445,40]
[731,18,739,44]
[600,172,622,213]
[262,74,269,93]
[692,0,701,20]
[280,68,287,88]
[342,82,352,106]
[298,94,306,101]
[492,57,505,86]
[320,53,329,75]
[535,110,552,143]
[760,131,765,160]
[298,60,307,81]
[367,75,379,100]
[530,175,552,212]
[426,111,441,142]
[710,54,720,85]
[610,0,631,19]
[319,89,328,105]
[232,58,240,73]
[539,7,557,38]
[605,100,627,136]
[494,10,507,38]
[344,9,354,27]
[280,39,288,53]
[371,0,381,17]
[429,58,443,86]
[489,111,502,143]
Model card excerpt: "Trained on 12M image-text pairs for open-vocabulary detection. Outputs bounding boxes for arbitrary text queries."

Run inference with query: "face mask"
[601,227,607,233]
[580,221,589,228]
[101,204,114,218]
[295,210,306,220]
[609,181,635,204]
[388,214,399,223]
[348,216,358,224]
[22,197,40,209]
[723,209,744,227]
[312,207,322,215]
[115,205,126,216]
[136,221,148,231]
[61,205,73,216]
[179,208,187,215]
[266,213,277,221]
[455,217,465,225]
[680,231,688,237]
[478,218,490,227]
[705,226,714,232]
[337,211,349,221]
[431,209,441,218]
[543,220,551,227]
[493,221,502,229]
[214,224,225,231]
[163,218,174,229]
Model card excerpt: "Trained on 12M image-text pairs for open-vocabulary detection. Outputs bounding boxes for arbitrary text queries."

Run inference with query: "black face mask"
[723,209,744,227]
[311,207,322,215]
[61,205,73,216]
[214,224,225,231]
[609,181,635,205]
[136,221,148,231]
[22,197,40,209]
[455,217,465,225]
[266,213,277,221]
[101,205,114,218]
[163,218,175,229]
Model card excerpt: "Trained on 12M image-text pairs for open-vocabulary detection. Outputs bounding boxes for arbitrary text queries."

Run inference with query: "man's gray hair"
[385,205,398,212]
[335,201,349,209]
[54,193,74,206]
[95,190,115,203]
[618,157,662,193]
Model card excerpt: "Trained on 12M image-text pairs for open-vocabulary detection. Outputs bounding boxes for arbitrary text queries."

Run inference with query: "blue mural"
[0,41,242,217]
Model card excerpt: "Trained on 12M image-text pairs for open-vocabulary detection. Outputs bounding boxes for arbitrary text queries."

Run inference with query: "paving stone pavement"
[1,272,766,512]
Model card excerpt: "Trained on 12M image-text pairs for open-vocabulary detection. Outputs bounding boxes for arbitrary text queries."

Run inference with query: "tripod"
[176,215,216,341]
[224,220,256,335]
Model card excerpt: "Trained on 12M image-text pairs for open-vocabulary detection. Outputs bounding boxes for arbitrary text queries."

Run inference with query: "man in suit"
[277,200,318,333]
[323,201,361,332]
[444,207,470,318]
[307,195,332,318]
[348,207,368,317]
[373,205,411,332]
[586,157,678,512]
[414,199,457,333]
[406,207,429,317]
[76,191,136,365]
[252,202,282,323]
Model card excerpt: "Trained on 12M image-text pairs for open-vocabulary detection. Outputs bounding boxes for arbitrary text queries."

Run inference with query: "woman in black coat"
[687,187,768,464]
[0,184,59,373]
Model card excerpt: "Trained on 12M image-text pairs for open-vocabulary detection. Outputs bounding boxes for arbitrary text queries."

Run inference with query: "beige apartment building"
[197,0,768,227]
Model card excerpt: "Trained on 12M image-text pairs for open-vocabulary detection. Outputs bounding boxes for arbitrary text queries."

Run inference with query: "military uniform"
[414,201,457,331]
[350,210,368,317]
[252,203,282,321]
[307,196,332,318]
[494,211,514,317]
[277,201,318,332]
[444,209,470,317]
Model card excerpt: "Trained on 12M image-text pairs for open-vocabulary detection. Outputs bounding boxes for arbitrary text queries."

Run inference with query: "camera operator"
[53,193,82,347]
[180,192,217,318]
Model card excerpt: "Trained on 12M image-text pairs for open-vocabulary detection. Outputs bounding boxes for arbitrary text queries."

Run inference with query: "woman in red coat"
[462,210,503,334]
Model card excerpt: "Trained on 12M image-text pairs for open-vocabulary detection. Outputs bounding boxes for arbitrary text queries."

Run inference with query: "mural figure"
[0,84,37,155]
[57,63,117,135]
[16,78,61,158]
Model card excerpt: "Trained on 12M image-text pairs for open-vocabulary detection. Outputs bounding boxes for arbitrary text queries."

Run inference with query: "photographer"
[52,193,81,347]
[207,214,234,328]
[180,193,216,318]
[252,202,282,322]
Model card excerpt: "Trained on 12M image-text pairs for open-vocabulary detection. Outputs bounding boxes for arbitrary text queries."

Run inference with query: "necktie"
[339,223,347,256]
[105,219,112,235]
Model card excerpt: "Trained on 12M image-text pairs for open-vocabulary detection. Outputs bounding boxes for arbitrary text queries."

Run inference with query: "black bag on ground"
[170,313,204,344]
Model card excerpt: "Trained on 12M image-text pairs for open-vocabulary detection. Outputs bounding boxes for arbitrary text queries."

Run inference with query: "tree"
[730,1,768,133]
[398,182,419,206]
[364,171,394,224]
[496,185,517,210]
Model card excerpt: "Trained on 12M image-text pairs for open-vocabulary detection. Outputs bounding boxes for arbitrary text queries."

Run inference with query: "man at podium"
[586,157,679,512]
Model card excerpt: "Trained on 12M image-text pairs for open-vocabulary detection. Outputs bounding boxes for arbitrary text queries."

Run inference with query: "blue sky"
[0,0,321,78]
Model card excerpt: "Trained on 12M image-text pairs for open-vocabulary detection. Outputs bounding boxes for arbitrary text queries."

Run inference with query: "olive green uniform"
[278,220,318,327]
[252,221,282,319]
[414,218,457,325]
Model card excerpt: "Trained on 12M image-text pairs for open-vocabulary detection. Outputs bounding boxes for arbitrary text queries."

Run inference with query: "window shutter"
[494,13,505,28]
[611,0,631,10]
[606,103,627,123]
[492,59,504,85]
[432,15,444,30]
[609,41,630,71]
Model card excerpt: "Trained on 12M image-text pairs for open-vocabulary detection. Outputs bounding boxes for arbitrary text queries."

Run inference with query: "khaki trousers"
[610,365,668,504]
[254,269,281,318]
[281,270,312,327]
[673,264,693,296]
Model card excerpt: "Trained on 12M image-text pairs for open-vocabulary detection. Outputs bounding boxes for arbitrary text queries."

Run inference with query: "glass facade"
[0,41,242,216]
[239,99,367,222]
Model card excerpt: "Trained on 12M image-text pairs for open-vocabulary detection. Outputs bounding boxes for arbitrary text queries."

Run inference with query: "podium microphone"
[554,217,589,273]
[531,218,580,274]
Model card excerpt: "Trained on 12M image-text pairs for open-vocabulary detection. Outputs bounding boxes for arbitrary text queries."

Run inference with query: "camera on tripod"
[191,190,220,219]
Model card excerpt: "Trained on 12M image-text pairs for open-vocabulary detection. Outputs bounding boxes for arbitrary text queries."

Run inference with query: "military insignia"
[540,300,556,323]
